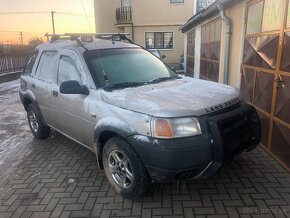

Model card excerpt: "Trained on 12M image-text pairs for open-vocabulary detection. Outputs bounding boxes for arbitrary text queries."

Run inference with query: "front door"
[50,51,93,147]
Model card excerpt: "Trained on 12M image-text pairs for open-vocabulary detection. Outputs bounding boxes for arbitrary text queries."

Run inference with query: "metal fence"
[116,6,132,24]
[0,55,31,75]
[0,45,33,76]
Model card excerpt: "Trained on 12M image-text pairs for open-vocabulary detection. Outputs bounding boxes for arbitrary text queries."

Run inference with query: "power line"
[0,11,93,17]
[0,30,46,34]
[79,0,93,32]
[0,11,50,14]
[57,11,94,17]
[0,10,95,37]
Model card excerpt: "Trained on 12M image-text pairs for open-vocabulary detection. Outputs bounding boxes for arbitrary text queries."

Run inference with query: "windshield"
[84,48,177,88]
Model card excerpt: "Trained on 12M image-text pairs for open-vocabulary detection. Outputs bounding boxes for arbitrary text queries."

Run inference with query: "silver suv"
[20,34,261,199]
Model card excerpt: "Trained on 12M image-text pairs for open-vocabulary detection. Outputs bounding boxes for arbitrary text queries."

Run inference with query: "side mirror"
[162,55,166,59]
[60,80,89,95]
[175,70,185,75]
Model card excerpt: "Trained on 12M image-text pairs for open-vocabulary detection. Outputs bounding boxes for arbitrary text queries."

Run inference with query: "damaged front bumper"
[126,103,261,182]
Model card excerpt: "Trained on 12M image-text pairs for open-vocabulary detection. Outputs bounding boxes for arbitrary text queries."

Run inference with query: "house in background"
[94,0,195,64]
[181,0,290,172]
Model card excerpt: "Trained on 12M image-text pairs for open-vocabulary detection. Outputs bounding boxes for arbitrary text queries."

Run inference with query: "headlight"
[152,117,201,139]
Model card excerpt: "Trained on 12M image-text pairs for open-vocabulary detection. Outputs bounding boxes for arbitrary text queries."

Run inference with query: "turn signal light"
[154,119,173,138]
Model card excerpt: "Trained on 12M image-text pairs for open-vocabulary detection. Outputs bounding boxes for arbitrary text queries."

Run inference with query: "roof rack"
[45,33,132,42]
[44,33,138,50]
[95,33,135,44]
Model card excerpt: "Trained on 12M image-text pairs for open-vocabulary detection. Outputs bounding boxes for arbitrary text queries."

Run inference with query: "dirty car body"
[19,36,261,199]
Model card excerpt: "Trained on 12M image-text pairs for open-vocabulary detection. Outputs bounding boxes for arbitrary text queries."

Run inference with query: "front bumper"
[126,103,261,182]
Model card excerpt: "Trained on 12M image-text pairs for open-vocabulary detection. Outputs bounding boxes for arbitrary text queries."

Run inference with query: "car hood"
[100,77,241,117]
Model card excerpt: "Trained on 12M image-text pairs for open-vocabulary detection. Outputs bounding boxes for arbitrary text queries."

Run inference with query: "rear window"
[34,51,58,83]
[23,50,39,75]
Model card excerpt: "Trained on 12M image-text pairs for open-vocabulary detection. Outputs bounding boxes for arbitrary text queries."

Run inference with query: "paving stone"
[45,198,59,212]
[194,207,215,215]
[31,211,51,218]
[70,210,91,217]
[11,205,26,218]
[84,197,96,211]
[141,208,151,218]
[183,208,194,218]
[50,204,65,218]
[131,202,141,216]
[26,205,46,212]
[152,208,173,216]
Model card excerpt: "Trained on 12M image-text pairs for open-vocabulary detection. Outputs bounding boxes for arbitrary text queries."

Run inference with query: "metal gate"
[241,0,290,171]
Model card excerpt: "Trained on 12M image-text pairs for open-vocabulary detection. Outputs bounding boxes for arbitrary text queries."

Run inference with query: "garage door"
[241,0,290,170]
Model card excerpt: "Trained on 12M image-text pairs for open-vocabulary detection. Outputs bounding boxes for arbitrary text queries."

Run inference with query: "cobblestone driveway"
[0,80,289,218]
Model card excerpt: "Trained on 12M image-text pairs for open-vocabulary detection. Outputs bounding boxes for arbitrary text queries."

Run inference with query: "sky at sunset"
[0,0,95,44]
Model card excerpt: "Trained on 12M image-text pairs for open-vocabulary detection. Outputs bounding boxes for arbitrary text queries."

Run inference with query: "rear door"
[32,51,58,125]
[50,51,93,146]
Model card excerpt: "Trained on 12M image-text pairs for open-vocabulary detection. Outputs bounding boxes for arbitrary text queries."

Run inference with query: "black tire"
[27,104,50,139]
[102,136,152,199]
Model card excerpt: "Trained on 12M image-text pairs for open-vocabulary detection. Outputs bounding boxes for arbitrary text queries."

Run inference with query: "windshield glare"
[85,48,177,88]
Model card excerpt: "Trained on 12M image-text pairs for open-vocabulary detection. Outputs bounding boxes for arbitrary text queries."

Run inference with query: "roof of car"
[36,38,140,52]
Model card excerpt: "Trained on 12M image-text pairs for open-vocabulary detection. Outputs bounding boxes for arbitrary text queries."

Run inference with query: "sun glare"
[0,0,95,44]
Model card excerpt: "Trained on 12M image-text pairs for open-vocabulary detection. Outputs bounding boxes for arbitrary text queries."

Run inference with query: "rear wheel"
[102,137,152,200]
[27,104,50,139]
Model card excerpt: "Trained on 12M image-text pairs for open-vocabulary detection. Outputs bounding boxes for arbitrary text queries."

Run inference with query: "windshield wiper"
[103,82,147,91]
[148,76,179,84]
[103,76,181,91]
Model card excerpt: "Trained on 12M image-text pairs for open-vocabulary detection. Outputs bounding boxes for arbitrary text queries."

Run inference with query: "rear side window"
[35,51,58,83]
[23,50,38,75]
[57,56,82,85]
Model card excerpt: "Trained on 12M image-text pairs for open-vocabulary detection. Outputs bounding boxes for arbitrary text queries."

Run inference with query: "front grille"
[212,107,260,162]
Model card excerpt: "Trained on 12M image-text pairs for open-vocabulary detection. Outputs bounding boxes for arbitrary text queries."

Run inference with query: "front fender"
[93,117,138,167]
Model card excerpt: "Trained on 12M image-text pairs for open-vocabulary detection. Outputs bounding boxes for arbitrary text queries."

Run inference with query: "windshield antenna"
[95,48,109,86]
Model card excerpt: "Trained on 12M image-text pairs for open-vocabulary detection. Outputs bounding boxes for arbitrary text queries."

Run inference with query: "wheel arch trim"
[19,90,47,125]
[93,118,138,168]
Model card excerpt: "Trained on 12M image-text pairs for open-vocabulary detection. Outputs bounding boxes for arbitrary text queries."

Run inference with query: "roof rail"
[45,33,131,40]
[45,33,90,40]
[95,33,130,37]
[44,33,137,48]
[95,33,133,43]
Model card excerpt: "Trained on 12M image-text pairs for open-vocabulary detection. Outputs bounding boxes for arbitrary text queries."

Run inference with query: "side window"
[35,51,58,82]
[57,56,82,85]
[23,50,39,75]
[145,32,173,49]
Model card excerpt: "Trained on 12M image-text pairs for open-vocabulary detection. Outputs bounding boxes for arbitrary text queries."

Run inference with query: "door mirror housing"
[60,80,89,95]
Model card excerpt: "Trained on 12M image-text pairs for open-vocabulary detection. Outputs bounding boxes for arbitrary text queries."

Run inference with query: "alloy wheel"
[108,150,134,189]
[29,111,38,133]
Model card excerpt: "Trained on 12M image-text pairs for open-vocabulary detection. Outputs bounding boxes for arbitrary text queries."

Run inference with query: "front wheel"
[27,104,50,139]
[102,137,152,199]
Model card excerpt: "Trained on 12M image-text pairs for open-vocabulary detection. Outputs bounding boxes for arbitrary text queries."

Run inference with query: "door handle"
[52,90,58,97]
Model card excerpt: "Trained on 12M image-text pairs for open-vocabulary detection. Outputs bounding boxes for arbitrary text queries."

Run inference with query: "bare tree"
[28,37,43,48]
